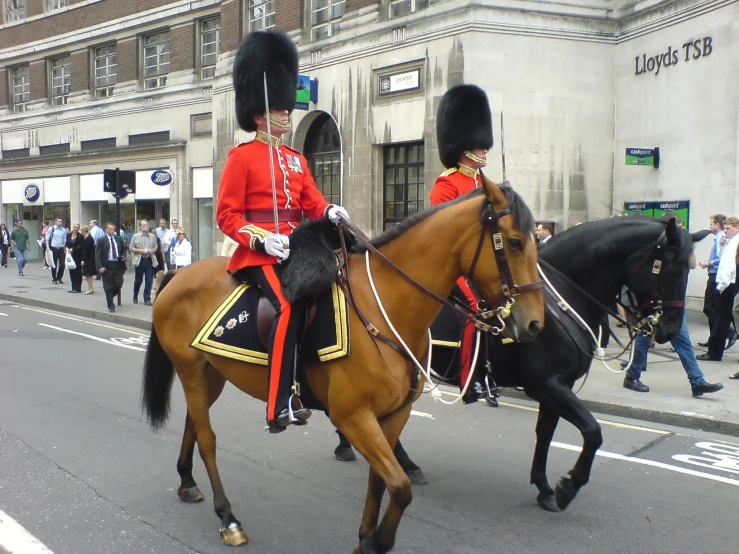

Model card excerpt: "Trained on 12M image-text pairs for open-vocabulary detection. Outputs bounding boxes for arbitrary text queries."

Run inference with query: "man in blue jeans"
[623,219,723,396]
[623,312,724,396]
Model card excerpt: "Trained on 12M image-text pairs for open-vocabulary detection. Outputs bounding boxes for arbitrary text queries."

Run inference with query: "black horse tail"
[142,270,178,430]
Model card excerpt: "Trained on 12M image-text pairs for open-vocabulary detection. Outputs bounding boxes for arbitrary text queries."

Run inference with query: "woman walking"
[40,220,50,269]
[0,223,10,267]
[172,228,192,268]
[152,234,165,294]
[80,225,97,294]
[65,223,84,293]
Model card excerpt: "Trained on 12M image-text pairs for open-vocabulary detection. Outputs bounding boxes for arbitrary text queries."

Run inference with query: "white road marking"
[671,441,739,476]
[38,323,146,352]
[0,508,54,553]
[19,305,149,336]
[436,389,668,435]
[551,441,739,487]
[0,312,7,316]
[410,410,435,419]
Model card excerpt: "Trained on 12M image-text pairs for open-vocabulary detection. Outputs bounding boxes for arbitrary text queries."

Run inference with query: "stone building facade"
[1,0,736,303]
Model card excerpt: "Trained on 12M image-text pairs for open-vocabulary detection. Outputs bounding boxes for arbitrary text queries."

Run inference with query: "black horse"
[335,216,708,511]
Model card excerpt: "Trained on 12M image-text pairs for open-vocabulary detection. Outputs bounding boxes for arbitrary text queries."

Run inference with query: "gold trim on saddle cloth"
[189,282,350,365]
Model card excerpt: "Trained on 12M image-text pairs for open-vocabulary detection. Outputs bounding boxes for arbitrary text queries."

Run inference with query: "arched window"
[304,112,341,205]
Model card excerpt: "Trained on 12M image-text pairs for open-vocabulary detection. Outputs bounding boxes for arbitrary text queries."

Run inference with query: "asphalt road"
[1,301,737,554]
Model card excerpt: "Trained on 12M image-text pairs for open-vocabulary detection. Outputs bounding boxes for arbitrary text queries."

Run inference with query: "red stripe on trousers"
[456,277,478,387]
[263,265,292,420]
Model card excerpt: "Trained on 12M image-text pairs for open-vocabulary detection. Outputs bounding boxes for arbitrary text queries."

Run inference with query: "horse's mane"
[353,186,535,253]
[544,216,694,263]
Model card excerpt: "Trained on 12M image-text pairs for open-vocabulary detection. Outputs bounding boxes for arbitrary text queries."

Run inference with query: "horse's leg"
[337,409,413,554]
[177,366,227,504]
[531,378,603,512]
[528,406,561,512]
[180,363,248,547]
[335,429,357,462]
[393,440,426,485]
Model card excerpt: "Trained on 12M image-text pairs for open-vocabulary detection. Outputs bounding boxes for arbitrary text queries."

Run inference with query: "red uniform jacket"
[429,165,482,206]
[217,132,330,272]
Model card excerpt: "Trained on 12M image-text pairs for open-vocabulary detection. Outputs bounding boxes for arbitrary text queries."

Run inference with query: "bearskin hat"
[436,84,494,169]
[233,31,299,133]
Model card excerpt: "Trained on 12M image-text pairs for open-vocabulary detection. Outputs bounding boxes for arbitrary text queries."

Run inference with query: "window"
[46,0,67,10]
[248,0,275,32]
[12,66,30,113]
[389,0,428,18]
[50,56,71,107]
[311,0,345,41]
[200,17,220,80]
[3,0,25,23]
[305,113,342,205]
[383,142,425,229]
[94,44,117,98]
[191,113,213,138]
[143,31,170,90]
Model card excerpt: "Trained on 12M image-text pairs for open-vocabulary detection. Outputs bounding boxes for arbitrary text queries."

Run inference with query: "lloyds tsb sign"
[634,37,713,76]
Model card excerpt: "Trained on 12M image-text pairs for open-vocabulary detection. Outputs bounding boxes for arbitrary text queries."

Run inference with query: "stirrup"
[288,394,311,425]
[484,375,502,399]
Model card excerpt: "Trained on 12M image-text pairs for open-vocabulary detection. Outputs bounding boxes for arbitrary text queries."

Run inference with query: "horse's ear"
[691,229,711,243]
[481,173,506,207]
[664,217,678,245]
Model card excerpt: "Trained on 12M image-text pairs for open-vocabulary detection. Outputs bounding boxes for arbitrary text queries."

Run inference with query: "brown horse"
[141,177,545,553]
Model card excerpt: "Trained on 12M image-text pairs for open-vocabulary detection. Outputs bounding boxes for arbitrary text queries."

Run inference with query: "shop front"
[1,176,71,259]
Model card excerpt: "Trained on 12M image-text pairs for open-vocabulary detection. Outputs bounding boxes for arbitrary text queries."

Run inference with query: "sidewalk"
[1,261,738,436]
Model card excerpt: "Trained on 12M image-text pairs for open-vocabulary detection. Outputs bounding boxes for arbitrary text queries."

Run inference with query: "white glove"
[327,205,350,224]
[263,234,290,261]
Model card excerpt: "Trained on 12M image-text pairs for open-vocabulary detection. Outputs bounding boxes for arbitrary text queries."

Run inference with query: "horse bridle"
[335,197,543,335]
[466,200,545,332]
[622,230,684,335]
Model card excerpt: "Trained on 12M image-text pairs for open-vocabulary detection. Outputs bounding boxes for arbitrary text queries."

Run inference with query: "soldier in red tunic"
[217,31,349,433]
[430,84,494,404]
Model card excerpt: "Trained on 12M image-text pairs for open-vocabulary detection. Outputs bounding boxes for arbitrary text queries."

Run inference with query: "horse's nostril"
[529,320,542,336]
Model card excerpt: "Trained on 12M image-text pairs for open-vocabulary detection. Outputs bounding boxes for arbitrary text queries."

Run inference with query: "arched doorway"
[301,112,342,205]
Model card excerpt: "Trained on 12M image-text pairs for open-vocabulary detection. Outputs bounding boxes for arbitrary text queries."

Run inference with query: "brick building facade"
[0,0,736,307]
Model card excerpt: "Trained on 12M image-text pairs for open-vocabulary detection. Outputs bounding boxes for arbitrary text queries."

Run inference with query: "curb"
[0,293,152,331]
[502,389,739,438]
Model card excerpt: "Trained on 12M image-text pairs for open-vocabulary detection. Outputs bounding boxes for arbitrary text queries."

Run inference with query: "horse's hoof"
[352,538,377,554]
[537,492,560,512]
[177,486,205,503]
[554,476,577,511]
[335,445,357,462]
[406,468,427,486]
[485,395,499,408]
[220,523,248,546]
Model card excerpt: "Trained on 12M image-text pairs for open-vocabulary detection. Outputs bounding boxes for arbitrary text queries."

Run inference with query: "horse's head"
[622,218,709,343]
[459,176,545,342]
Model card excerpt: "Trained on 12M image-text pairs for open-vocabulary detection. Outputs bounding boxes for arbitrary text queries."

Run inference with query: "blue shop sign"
[151,170,173,186]
[24,183,41,203]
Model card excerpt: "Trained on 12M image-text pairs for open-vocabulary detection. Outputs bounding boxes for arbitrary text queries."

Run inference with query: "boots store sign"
[635,37,713,76]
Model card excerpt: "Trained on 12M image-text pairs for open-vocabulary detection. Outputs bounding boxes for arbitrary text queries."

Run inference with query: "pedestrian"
[79,225,97,294]
[0,223,10,267]
[172,228,192,268]
[165,218,180,268]
[698,214,728,347]
[698,217,739,362]
[65,223,84,293]
[46,217,67,284]
[536,222,554,249]
[9,220,30,276]
[89,220,106,280]
[40,220,50,269]
[129,219,158,306]
[155,218,171,271]
[95,223,127,313]
[217,31,350,432]
[623,242,723,396]
[152,234,165,295]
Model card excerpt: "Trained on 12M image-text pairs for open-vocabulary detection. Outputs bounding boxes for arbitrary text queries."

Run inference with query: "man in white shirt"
[698,217,739,362]
[162,218,179,269]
